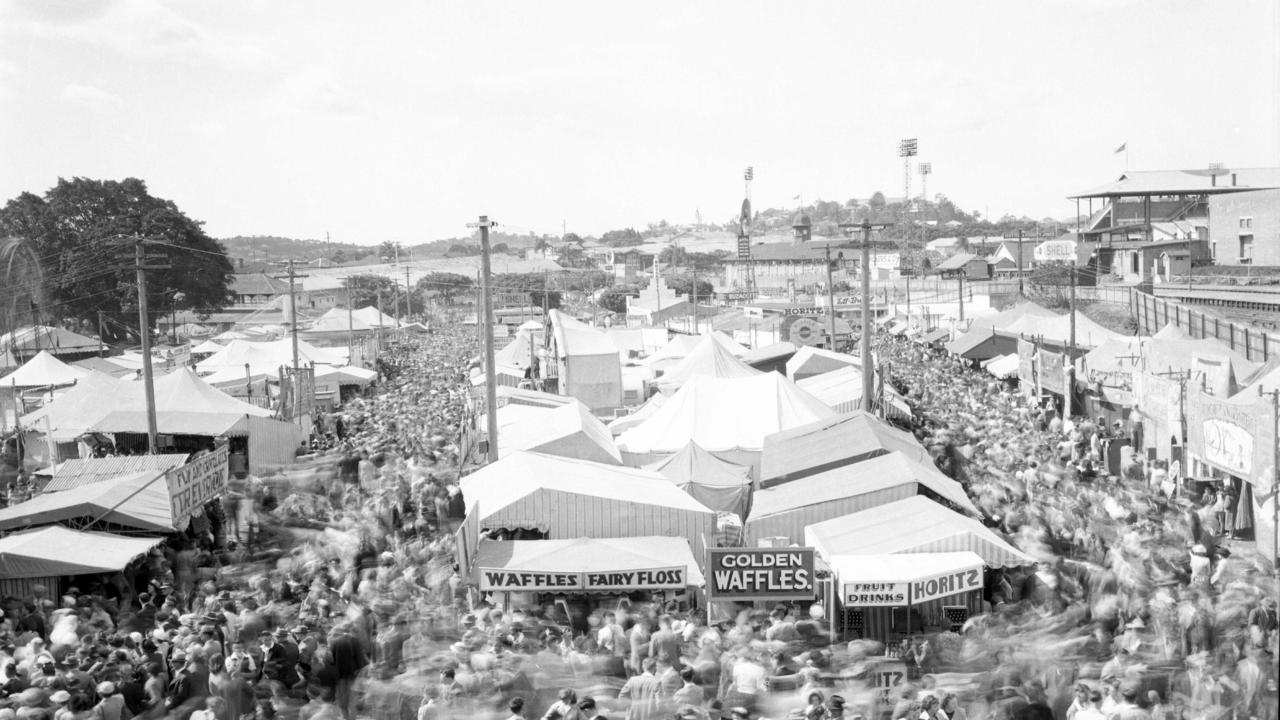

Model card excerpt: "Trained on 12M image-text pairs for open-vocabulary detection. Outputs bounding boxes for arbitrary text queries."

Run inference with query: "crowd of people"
[0,321,1276,720]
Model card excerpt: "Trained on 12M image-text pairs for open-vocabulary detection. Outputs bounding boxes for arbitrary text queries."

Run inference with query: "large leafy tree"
[0,178,234,341]
[343,273,399,313]
[416,272,474,306]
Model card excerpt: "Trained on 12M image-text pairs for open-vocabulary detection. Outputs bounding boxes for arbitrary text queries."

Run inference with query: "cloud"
[7,0,271,69]
[60,83,125,109]
[278,66,365,117]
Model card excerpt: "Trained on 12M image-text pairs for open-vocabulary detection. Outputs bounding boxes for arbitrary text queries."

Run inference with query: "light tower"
[918,162,932,205]
[898,138,919,276]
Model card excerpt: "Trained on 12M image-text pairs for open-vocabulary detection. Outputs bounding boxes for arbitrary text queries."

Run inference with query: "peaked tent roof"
[0,326,100,355]
[645,441,752,517]
[966,301,1061,332]
[655,334,760,393]
[472,536,705,587]
[494,331,541,371]
[795,365,912,419]
[761,410,932,485]
[497,402,622,465]
[191,339,225,355]
[550,310,619,356]
[785,345,862,381]
[197,338,346,380]
[606,392,668,435]
[999,310,1126,348]
[0,350,94,387]
[306,307,377,333]
[0,526,165,579]
[615,373,836,454]
[71,357,136,378]
[460,450,714,520]
[751,450,979,520]
[642,335,701,366]
[0,469,174,532]
[803,496,1035,569]
[351,305,400,328]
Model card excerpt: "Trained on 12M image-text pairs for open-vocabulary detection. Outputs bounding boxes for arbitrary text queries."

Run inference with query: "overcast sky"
[1,0,1276,245]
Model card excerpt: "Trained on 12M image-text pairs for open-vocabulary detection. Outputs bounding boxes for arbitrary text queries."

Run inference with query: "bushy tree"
[0,178,233,341]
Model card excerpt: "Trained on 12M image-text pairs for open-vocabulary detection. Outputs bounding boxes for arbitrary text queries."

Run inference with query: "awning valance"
[472,536,705,592]
[831,551,984,606]
[0,526,164,578]
[0,469,174,533]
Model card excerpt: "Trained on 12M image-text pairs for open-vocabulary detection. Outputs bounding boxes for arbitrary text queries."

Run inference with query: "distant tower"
[918,162,932,204]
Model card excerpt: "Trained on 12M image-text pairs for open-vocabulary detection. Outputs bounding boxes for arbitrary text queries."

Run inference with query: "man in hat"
[93,681,127,720]
[826,695,846,719]
[578,696,608,720]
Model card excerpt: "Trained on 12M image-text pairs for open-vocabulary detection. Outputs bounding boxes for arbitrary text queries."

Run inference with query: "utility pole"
[97,311,105,358]
[1017,228,1025,296]
[1069,261,1077,355]
[344,279,355,365]
[272,261,308,426]
[824,245,837,350]
[376,289,385,350]
[858,221,874,410]
[958,272,965,324]
[691,263,699,334]
[128,237,170,454]
[468,215,501,464]
[404,266,413,320]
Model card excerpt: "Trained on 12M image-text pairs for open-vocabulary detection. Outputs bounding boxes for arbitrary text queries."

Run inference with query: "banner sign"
[910,567,983,604]
[166,445,230,524]
[707,548,815,601]
[1187,390,1273,481]
[1017,339,1036,392]
[844,582,908,606]
[1040,350,1065,394]
[479,566,686,593]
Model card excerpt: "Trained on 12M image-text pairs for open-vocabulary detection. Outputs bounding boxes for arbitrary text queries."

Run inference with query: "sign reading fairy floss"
[166,445,230,525]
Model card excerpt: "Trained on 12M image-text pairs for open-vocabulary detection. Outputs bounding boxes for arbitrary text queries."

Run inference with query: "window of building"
[1239,234,1254,263]
[1239,217,1253,229]
[1211,242,1217,260]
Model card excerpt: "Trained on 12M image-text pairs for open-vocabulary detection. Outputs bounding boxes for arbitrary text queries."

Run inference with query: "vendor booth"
[472,536,705,624]
[492,402,622,465]
[760,411,931,488]
[829,551,985,643]
[0,468,177,533]
[746,451,980,546]
[456,451,717,575]
[0,526,164,598]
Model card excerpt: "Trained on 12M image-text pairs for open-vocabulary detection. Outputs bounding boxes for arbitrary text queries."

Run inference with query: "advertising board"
[707,547,815,602]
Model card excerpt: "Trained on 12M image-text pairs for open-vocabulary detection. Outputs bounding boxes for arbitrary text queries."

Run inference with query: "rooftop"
[1070,167,1280,199]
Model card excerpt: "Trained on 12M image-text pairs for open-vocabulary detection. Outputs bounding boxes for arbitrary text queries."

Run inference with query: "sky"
[0,0,1277,246]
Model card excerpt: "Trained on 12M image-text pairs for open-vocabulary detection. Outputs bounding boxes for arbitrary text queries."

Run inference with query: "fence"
[1130,290,1280,363]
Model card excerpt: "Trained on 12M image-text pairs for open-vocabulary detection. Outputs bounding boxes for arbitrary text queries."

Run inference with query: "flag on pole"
[1114,142,1127,154]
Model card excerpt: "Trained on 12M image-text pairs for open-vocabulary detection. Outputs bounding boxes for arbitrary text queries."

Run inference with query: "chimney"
[1210,175,1216,187]
[1231,173,1237,186]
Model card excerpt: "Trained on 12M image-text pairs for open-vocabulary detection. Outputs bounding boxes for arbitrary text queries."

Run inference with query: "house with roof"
[1069,167,1280,281]
[932,252,991,281]
[988,241,1036,279]
[230,273,289,306]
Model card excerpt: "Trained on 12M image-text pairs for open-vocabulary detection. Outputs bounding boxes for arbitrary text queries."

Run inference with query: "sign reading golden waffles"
[165,445,230,524]
[707,547,815,601]
[478,567,687,592]
[1187,390,1274,480]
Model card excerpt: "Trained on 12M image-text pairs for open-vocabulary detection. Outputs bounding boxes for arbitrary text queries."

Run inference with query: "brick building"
[1207,188,1280,266]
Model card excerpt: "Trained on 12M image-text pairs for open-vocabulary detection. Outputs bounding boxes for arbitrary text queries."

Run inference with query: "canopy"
[965,301,1060,332]
[213,330,252,341]
[494,331,542,371]
[830,552,985,606]
[313,364,378,386]
[0,527,164,579]
[24,368,272,441]
[306,307,377,333]
[646,331,745,367]
[999,310,1126,349]
[0,469,174,533]
[645,442,752,517]
[197,338,346,380]
[786,345,862,382]
[946,328,1016,361]
[472,536,705,591]
[0,350,94,388]
[803,496,1035,569]
[191,339,225,355]
[654,333,760,393]
[606,392,667,435]
[915,328,950,345]
[616,373,835,455]
[984,353,1020,379]
[497,402,622,465]
[0,326,99,356]
[550,310,619,357]
[760,410,931,486]
[795,366,912,419]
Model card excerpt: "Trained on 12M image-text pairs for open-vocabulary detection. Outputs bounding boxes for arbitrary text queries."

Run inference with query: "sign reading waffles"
[707,548,815,601]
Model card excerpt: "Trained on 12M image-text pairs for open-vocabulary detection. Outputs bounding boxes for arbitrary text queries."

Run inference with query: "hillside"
[219,235,370,265]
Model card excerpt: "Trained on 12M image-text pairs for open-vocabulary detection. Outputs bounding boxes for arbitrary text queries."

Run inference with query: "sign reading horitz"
[166,445,230,524]
[478,567,686,592]
[707,547,815,601]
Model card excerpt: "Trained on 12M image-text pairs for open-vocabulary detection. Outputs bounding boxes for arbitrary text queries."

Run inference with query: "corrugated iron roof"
[42,454,190,492]
[1070,167,1280,199]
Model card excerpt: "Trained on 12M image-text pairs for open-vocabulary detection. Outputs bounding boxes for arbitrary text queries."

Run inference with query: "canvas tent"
[746,451,980,545]
[41,454,189,492]
[653,333,760,394]
[0,526,163,578]
[0,469,175,533]
[644,441,753,518]
[495,402,622,465]
[760,411,932,487]
[472,536,705,592]
[548,310,623,412]
[803,496,1035,569]
[615,372,836,473]
[795,366,912,419]
[606,392,668,435]
[984,354,1020,380]
[494,331,544,372]
[191,339,225,355]
[0,351,95,387]
[456,451,716,572]
[197,339,346,382]
[0,326,100,364]
[786,345,863,382]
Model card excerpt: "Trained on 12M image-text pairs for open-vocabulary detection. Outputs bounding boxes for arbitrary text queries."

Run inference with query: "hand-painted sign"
[166,445,230,525]
[479,567,686,593]
[707,548,815,601]
[844,582,908,606]
[910,567,982,604]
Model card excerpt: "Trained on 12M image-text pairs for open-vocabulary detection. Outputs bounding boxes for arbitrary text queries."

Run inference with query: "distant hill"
[219,235,370,267]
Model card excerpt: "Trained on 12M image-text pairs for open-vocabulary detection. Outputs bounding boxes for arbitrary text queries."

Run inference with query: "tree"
[492,242,509,254]
[555,243,591,269]
[600,228,643,247]
[0,178,234,341]
[416,272,474,306]
[330,249,348,264]
[597,287,637,314]
[343,273,398,313]
[869,191,887,209]
[378,240,397,261]
[667,276,714,299]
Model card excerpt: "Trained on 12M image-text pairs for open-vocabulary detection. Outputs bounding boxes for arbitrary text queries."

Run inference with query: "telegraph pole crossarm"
[841,220,892,414]
[114,236,172,454]
[272,261,310,427]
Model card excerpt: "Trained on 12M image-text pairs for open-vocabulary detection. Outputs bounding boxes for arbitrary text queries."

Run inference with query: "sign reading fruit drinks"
[707,547,815,602]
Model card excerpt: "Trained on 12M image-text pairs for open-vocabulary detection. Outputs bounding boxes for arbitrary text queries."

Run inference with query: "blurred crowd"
[0,325,1275,720]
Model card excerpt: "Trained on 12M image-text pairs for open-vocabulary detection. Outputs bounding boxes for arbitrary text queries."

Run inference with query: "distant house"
[933,252,991,281]
[230,273,288,306]
[989,242,1035,278]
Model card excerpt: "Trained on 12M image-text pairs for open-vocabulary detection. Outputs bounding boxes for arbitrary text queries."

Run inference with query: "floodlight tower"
[918,162,932,206]
[898,138,919,275]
